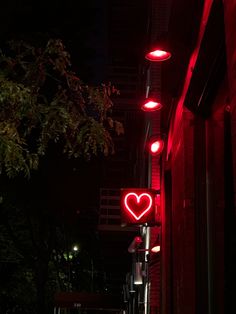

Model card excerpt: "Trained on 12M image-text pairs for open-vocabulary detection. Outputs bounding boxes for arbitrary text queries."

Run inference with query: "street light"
[72,245,79,252]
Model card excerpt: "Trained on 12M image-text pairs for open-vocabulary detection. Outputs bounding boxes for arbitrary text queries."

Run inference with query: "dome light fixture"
[141,98,163,112]
[145,49,171,62]
[145,33,171,62]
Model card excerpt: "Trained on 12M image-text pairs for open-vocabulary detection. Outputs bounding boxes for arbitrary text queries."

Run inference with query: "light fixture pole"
[127,225,150,314]
[141,224,150,314]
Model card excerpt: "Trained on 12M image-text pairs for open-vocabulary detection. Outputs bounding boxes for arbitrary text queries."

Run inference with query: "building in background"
[97,0,148,297]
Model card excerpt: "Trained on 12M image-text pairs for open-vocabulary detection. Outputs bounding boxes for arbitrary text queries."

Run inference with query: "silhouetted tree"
[0,38,123,314]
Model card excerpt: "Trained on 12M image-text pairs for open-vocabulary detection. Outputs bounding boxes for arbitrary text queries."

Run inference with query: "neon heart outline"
[124,192,153,221]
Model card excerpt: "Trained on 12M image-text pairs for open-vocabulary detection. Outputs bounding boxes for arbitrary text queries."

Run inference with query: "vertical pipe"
[142,225,150,314]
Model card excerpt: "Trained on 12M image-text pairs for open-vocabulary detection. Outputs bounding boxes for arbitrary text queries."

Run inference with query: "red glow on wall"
[141,99,162,112]
[167,0,213,158]
[120,189,157,225]
[145,49,171,61]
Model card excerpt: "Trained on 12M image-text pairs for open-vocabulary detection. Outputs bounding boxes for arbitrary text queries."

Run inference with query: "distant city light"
[73,245,79,252]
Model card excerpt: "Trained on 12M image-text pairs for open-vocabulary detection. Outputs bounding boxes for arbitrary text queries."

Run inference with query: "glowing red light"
[141,100,162,112]
[124,192,153,221]
[135,236,143,244]
[128,236,143,253]
[149,139,164,155]
[151,142,160,153]
[145,49,171,61]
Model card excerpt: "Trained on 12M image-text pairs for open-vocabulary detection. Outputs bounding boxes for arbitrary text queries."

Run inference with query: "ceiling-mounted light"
[145,33,171,62]
[141,98,163,112]
[145,49,171,62]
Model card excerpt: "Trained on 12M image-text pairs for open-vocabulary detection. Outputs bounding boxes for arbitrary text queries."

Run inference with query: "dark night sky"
[0,0,108,84]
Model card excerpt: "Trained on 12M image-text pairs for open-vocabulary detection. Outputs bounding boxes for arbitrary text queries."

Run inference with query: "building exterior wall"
[223,1,236,311]
[162,78,226,314]
[205,81,225,314]
[159,2,231,314]
[166,109,195,314]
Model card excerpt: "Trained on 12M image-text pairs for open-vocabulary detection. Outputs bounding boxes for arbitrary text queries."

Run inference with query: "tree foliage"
[0,39,123,178]
[0,38,124,313]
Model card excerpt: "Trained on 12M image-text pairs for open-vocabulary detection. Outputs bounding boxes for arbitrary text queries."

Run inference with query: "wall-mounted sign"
[120,188,157,226]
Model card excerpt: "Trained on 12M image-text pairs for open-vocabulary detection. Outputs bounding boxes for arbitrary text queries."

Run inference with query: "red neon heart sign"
[124,192,153,221]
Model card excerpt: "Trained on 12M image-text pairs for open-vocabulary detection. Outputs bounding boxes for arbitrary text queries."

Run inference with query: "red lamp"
[141,98,163,112]
[145,49,171,62]
[145,34,171,62]
[148,137,164,156]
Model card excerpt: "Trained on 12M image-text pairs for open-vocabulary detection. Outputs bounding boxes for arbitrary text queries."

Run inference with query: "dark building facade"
[143,1,234,314]
[106,1,235,314]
